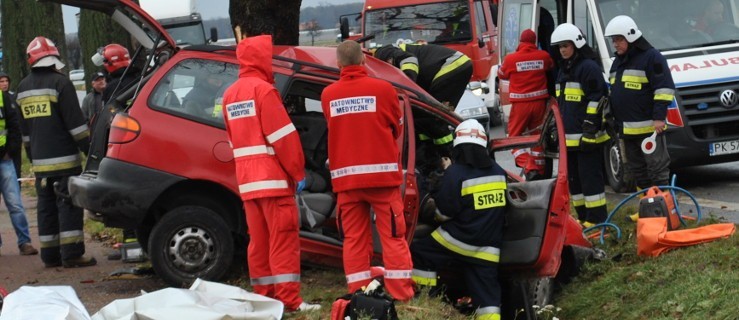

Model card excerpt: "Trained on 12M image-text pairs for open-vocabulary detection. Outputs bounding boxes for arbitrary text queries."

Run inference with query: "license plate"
[709,140,739,156]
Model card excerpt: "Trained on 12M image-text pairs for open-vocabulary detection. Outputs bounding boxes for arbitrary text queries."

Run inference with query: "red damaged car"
[49,0,595,314]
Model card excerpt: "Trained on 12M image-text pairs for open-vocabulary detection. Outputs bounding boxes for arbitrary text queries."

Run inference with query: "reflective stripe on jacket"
[397,43,471,92]
[321,65,403,192]
[498,42,553,102]
[432,161,507,263]
[222,35,305,200]
[609,45,675,137]
[16,68,90,177]
[555,56,610,148]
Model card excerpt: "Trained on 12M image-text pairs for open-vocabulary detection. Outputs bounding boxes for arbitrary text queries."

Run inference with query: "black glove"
[580,131,599,152]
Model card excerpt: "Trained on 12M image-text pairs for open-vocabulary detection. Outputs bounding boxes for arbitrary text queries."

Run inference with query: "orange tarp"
[636,217,736,257]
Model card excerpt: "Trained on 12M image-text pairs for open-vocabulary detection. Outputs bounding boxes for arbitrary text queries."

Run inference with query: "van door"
[496,0,538,129]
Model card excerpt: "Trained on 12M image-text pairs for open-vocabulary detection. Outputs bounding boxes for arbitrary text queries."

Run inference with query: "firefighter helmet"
[551,23,587,49]
[453,119,487,147]
[26,36,61,67]
[93,44,131,73]
[604,15,642,43]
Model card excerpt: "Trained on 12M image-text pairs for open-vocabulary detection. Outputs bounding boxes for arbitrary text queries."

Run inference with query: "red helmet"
[100,44,131,73]
[26,36,60,66]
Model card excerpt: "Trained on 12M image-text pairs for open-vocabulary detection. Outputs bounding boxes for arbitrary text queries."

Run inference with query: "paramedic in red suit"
[498,29,554,180]
[321,40,415,301]
[221,35,319,313]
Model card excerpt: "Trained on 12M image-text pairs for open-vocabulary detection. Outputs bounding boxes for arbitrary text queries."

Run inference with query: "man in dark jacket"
[16,36,95,267]
[411,119,506,320]
[373,43,473,107]
[0,87,39,256]
[80,71,107,125]
[605,16,675,191]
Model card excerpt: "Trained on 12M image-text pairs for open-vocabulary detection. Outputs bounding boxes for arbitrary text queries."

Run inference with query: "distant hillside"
[203,2,363,39]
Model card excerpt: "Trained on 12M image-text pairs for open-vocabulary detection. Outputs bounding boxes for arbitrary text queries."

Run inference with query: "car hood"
[40,0,175,50]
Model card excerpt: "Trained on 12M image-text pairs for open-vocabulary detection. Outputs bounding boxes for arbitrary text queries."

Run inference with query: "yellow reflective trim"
[564,88,584,96]
[32,161,81,173]
[566,139,580,147]
[73,130,90,141]
[609,77,615,84]
[433,55,471,81]
[212,104,223,117]
[572,198,585,207]
[654,94,674,101]
[431,230,500,262]
[586,106,598,114]
[433,134,453,145]
[565,95,582,102]
[474,189,506,210]
[412,275,437,286]
[585,197,607,208]
[622,75,649,83]
[419,134,431,140]
[623,126,655,135]
[401,62,419,73]
[461,182,507,196]
[476,314,501,320]
[60,235,85,245]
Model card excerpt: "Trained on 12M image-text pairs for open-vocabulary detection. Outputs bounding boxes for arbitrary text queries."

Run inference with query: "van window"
[500,1,534,58]
[149,58,237,127]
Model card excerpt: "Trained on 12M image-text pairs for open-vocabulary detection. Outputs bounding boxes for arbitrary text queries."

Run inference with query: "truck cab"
[341,0,503,129]
[139,0,217,46]
[497,0,739,191]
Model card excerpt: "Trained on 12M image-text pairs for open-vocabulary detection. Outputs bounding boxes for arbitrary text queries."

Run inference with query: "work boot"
[295,301,321,312]
[62,256,97,268]
[19,243,38,255]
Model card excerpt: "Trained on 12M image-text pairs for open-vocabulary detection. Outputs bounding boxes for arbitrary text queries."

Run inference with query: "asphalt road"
[487,124,739,224]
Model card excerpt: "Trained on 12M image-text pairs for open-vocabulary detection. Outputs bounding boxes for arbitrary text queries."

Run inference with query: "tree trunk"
[1,1,65,90]
[78,10,132,89]
[229,0,301,45]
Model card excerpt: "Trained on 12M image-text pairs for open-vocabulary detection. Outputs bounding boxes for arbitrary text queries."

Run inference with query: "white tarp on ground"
[0,279,283,320]
[0,286,91,320]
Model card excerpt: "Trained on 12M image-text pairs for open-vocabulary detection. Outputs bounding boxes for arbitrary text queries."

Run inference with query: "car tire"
[605,138,635,193]
[502,276,555,318]
[148,205,234,287]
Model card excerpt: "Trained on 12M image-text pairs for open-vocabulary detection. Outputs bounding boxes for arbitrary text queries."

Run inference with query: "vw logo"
[719,90,738,108]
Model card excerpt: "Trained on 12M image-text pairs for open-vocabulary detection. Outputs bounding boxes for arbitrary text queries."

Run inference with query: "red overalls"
[222,35,306,311]
[321,65,415,301]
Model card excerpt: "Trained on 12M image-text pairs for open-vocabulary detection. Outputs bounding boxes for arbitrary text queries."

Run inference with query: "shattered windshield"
[597,0,739,53]
[364,0,471,48]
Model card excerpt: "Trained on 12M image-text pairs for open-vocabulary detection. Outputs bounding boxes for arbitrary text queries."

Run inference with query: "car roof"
[181,45,460,120]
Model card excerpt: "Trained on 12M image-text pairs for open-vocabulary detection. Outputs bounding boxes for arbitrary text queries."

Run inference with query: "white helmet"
[551,23,587,49]
[453,119,487,148]
[604,15,642,43]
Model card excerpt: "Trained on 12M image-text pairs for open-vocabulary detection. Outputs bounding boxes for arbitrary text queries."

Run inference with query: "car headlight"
[458,106,489,118]
[471,87,484,96]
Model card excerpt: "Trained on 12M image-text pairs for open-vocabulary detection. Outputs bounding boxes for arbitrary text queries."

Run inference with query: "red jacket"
[222,35,305,200]
[498,42,553,102]
[321,65,403,192]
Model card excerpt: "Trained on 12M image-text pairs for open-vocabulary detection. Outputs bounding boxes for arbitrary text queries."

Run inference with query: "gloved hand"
[296,178,306,194]
[580,131,599,152]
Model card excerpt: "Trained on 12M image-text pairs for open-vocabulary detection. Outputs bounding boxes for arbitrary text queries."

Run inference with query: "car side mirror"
[210,27,219,43]
[478,38,485,48]
[340,17,350,41]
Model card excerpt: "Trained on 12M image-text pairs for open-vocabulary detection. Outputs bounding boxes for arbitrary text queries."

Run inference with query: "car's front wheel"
[148,206,234,287]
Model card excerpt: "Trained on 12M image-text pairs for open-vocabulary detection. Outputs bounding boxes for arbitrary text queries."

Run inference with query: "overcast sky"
[62,0,359,33]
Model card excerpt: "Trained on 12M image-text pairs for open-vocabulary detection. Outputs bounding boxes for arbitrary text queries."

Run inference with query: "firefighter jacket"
[16,67,90,178]
[555,53,610,148]
[609,41,676,138]
[432,161,507,265]
[379,43,471,93]
[321,65,403,193]
[222,35,305,200]
[498,42,553,102]
[0,91,22,160]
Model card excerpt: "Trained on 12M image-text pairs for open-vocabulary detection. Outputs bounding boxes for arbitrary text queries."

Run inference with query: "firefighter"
[321,40,415,301]
[221,35,319,313]
[373,43,473,108]
[16,36,96,268]
[411,119,506,320]
[497,29,554,181]
[605,16,674,192]
[91,43,138,104]
[550,24,610,225]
